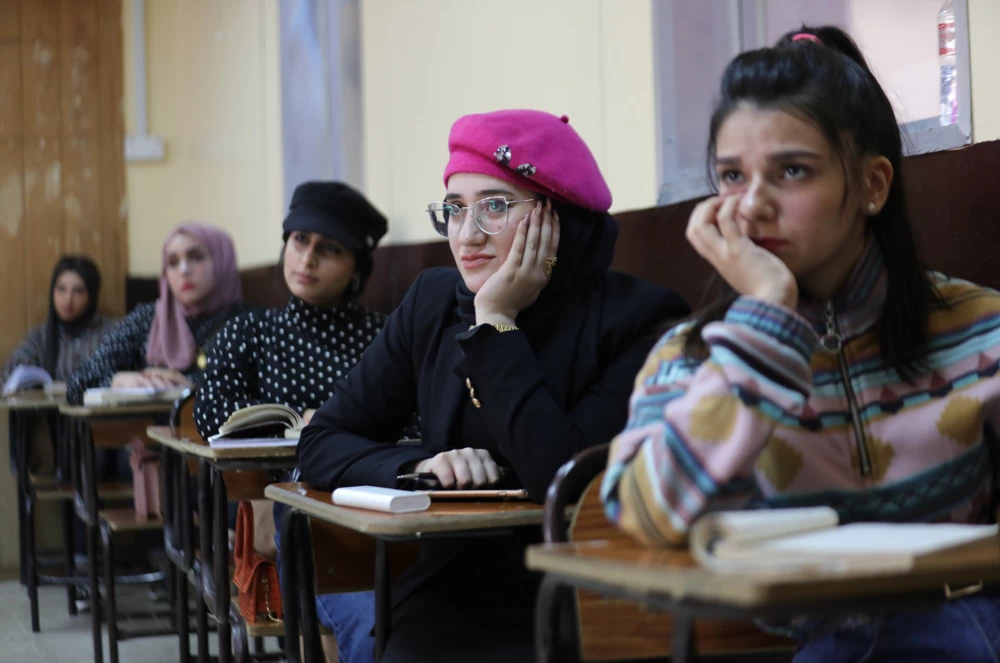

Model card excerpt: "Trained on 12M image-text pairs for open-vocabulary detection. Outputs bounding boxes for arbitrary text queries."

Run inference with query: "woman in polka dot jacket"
[194,181,398,663]
[193,181,394,439]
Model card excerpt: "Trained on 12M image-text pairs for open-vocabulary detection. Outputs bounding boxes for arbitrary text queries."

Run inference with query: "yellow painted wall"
[123,0,284,276]
[120,0,998,266]
[969,0,1000,142]
[361,0,658,246]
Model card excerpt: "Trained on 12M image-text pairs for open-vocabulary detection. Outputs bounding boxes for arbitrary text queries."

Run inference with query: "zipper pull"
[819,300,842,354]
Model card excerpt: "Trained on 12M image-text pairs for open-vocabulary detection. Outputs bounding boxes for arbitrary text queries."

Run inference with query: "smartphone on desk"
[396,472,530,501]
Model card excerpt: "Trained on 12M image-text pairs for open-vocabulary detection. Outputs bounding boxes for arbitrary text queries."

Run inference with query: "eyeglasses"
[426,196,535,238]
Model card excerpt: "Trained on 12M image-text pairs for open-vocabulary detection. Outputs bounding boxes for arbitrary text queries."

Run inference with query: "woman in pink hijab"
[67,223,248,404]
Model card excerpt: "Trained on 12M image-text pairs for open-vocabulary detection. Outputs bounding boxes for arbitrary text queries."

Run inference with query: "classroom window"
[652,0,972,205]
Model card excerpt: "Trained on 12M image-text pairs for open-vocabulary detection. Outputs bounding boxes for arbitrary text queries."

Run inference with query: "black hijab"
[43,256,102,375]
[455,201,620,403]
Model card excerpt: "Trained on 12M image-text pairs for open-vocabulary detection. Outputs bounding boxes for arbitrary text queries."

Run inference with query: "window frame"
[653,0,973,205]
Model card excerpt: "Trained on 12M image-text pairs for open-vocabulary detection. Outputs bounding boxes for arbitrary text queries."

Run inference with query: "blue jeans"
[273,502,376,663]
[315,591,376,663]
[793,593,1000,663]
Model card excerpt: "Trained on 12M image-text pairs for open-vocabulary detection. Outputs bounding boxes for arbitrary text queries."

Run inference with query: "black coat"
[298,265,688,610]
[299,267,688,499]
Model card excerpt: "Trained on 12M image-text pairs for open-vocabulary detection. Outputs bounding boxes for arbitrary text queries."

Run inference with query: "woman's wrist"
[474,308,517,328]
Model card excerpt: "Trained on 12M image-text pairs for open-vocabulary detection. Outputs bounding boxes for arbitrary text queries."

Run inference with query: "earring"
[350,274,361,293]
[867,202,876,214]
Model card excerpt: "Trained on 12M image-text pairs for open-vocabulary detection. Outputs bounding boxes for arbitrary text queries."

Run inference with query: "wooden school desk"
[1,393,67,630]
[526,535,1000,663]
[59,401,175,663]
[147,424,296,663]
[266,482,548,663]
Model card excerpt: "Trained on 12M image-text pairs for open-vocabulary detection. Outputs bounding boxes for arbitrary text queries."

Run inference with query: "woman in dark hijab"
[3,255,117,382]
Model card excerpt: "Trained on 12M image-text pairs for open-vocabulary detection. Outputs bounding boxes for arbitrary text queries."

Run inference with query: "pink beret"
[443,109,612,212]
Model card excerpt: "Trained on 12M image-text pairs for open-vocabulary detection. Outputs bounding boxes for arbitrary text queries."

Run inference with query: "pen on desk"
[396,472,439,482]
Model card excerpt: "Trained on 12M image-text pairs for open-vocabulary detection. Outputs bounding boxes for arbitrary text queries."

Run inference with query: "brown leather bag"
[234,501,282,623]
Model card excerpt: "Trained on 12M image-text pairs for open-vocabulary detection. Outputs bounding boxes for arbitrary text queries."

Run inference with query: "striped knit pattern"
[602,242,1000,547]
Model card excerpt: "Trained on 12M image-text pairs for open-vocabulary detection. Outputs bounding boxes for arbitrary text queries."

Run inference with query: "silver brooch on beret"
[494,145,511,165]
[516,163,536,177]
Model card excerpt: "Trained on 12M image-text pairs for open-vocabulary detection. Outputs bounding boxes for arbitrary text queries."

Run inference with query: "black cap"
[282,181,388,254]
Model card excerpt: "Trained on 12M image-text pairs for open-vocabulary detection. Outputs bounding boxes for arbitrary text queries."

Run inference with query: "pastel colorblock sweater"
[602,243,1000,545]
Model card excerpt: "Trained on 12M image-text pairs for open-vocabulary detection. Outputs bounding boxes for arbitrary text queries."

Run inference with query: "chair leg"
[25,494,40,633]
[195,579,209,663]
[87,521,103,663]
[176,562,190,663]
[18,482,27,587]
[64,500,78,616]
[672,613,698,663]
[166,563,177,625]
[254,636,265,653]
[102,523,119,663]
[231,603,249,663]
[536,574,581,663]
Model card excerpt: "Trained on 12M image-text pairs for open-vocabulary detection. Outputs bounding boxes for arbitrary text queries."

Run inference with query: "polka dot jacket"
[66,301,253,405]
[194,296,387,440]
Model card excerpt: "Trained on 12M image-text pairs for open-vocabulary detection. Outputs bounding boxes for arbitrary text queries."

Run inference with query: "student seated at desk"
[3,255,117,385]
[602,26,1000,663]
[193,181,393,663]
[67,224,248,476]
[298,109,690,662]
[193,181,390,439]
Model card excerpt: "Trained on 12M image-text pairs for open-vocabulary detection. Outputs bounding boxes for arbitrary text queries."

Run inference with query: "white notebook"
[207,437,298,449]
[331,486,431,514]
[83,386,187,407]
[690,506,998,575]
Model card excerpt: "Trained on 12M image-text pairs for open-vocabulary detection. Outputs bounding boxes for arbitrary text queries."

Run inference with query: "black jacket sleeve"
[193,310,263,440]
[297,274,432,491]
[455,285,689,501]
[66,304,156,405]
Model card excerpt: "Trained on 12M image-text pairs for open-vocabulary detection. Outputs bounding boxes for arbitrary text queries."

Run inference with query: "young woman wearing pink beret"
[297,109,690,661]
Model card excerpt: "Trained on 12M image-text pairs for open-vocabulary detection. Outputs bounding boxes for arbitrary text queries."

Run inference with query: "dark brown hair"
[683,25,945,382]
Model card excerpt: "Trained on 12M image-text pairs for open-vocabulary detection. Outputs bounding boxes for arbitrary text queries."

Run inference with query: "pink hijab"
[145,223,243,370]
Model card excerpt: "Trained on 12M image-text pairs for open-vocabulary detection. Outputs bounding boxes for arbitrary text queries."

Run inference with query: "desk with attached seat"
[266,481,547,663]
[2,394,72,633]
[59,401,175,663]
[148,393,297,663]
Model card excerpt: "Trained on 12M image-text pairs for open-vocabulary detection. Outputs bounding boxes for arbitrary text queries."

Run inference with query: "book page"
[690,506,838,573]
[747,522,998,557]
[3,366,52,395]
[219,403,302,435]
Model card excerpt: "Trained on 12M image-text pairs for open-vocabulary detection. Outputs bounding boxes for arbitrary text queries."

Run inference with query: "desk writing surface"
[60,402,174,418]
[0,395,65,411]
[526,538,1000,608]
[146,425,298,461]
[265,482,545,537]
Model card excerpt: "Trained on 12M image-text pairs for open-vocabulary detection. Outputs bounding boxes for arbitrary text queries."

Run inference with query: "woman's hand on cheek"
[474,199,561,326]
[686,194,798,309]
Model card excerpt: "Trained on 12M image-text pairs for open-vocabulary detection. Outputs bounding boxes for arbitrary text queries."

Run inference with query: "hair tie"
[792,33,821,44]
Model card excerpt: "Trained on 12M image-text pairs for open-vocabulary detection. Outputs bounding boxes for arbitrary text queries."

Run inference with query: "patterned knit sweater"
[602,243,1000,546]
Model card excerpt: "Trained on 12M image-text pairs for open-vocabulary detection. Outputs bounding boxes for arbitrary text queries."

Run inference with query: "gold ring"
[544,256,557,277]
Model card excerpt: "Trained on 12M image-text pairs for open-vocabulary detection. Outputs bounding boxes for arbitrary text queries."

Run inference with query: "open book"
[3,365,52,396]
[208,403,305,448]
[82,386,187,407]
[690,506,999,575]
